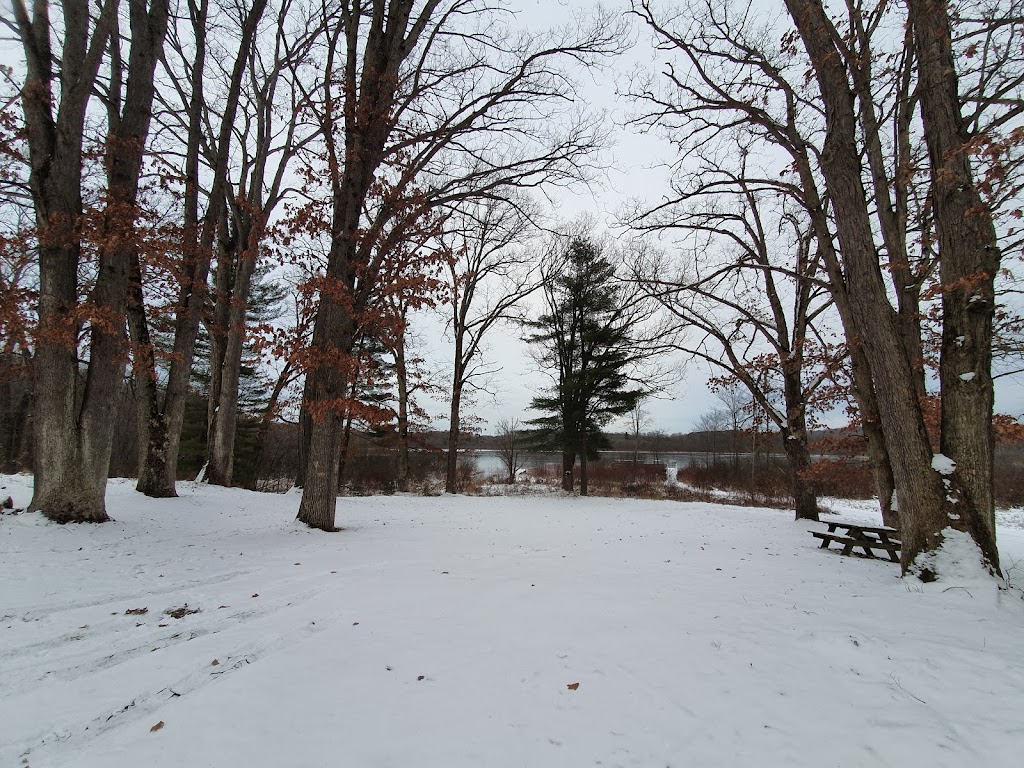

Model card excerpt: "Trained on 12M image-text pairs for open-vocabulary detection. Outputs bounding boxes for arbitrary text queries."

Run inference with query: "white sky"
[415,0,1024,435]
[413,0,720,435]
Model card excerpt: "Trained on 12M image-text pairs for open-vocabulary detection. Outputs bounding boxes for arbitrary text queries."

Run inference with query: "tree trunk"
[562,452,575,492]
[18,0,168,520]
[127,253,178,497]
[579,428,589,496]
[297,0,447,530]
[296,413,342,531]
[136,409,176,497]
[445,359,464,493]
[908,0,1000,572]
[394,329,410,492]
[295,373,314,488]
[786,0,959,577]
[205,230,257,487]
[296,292,355,530]
[0,348,31,473]
[781,368,818,521]
[782,429,818,522]
[792,141,898,529]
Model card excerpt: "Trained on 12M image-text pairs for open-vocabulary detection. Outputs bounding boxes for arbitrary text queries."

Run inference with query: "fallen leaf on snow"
[150,721,164,732]
[211,659,220,666]
[566,682,580,690]
[125,607,148,616]
[164,605,199,619]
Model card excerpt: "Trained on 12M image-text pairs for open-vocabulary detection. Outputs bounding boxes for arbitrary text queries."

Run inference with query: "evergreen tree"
[524,235,646,495]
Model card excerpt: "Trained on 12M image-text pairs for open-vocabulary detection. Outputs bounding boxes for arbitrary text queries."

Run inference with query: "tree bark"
[579,428,589,496]
[296,290,357,529]
[17,0,168,521]
[445,346,464,493]
[296,408,343,531]
[0,348,32,473]
[205,220,258,487]
[394,326,411,492]
[907,0,1001,572]
[561,451,575,492]
[785,0,962,577]
[781,367,818,521]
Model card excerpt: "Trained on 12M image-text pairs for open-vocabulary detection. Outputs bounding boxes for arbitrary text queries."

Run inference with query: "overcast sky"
[414,0,722,435]
[416,0,1024,435]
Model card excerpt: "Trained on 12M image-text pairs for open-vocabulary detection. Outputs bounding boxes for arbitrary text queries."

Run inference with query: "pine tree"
[524,236,645,495]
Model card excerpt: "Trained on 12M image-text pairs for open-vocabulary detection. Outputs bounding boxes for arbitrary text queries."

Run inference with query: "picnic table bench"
[810,521,901,563]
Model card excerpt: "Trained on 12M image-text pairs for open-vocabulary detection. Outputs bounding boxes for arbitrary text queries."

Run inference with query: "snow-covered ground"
[2,474,1023,768]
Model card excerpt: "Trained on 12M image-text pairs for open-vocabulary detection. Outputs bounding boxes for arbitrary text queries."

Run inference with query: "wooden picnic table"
[810,521,902,563]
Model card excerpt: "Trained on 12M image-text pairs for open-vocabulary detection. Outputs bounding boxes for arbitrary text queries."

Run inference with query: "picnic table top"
[822,521,900,536]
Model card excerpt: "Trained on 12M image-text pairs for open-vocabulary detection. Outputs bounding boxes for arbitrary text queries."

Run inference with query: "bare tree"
[629,149,838,520]
[783,0,1006,575]
[694,408,728,468]
[439,196,539,493]
[495,417,526,484]
[630,0,902,527]
[626,401,652,464]
[128,0,270,497]
[294,1,625,530]
[203,0,321,487]
[10,0,169,521]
